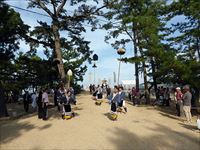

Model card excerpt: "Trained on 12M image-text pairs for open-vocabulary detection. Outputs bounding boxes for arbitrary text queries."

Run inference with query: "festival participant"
[109,86,120,120]
[118,86,127,113]
[95,85,103,105]
[57,83,67,112]
[62,90,74,120]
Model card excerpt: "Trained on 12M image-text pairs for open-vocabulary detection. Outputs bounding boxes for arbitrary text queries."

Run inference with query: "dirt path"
[0,93,199,150]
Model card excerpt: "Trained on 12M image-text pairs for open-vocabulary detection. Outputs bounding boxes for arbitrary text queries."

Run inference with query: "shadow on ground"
[108,123,200,150]
[0,103,81,144]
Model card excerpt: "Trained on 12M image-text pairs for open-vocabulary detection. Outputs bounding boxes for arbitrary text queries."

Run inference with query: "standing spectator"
[175,87,183,117]
[69,87,76,105]
[23,91,30,112]
[37,89,43,119]
[128,88,132,102]
[42,88,49,120]
[54,86,59,108]
[106,85,111,98]
[132,87,137,105]
[165,88,170,106]
[182,85,192,124]
[31,92,37,111]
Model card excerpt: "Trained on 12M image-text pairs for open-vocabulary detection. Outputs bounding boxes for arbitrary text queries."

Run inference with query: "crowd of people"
[22,83,76,121]
[90,84,128,120]
[89,83,197,123]
[19,82,198,124]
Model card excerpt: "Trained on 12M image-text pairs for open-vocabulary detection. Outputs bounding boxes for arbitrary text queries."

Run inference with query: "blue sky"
[5,0,138,87]
[5,0,185,87]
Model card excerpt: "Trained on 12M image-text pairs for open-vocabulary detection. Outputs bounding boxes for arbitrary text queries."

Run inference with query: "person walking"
[118,86,127,113]
[42,88,49,120]
[110,86,120,116]
[23,91,30,113]
[182,85,192,124]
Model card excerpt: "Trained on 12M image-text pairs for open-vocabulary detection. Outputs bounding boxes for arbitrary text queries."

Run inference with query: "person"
[106,85,111,98]
[31,92,37,111]
[128,88,132,102]
[118,86,127,113]
[37,89,43,119]
[109,86,120,120]
[42,88,49,120]
[132,87,137,105]
[57,84,67,112]
[95,85,103,105]
[62,90,74,119]
[175,87,183,117]
[165,88,170,106]
[182,85,192,124]
[23,91,30,112]
[69,87,76,105]
[54,86,59,108]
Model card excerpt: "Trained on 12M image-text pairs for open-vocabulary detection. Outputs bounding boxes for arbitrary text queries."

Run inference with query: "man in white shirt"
[42,88,49,120]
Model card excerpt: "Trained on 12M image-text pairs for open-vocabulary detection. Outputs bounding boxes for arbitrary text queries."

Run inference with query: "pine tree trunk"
[133,29,139,90]
[143,61,150,104]
[151,58,158,100]
[52,22,66,82]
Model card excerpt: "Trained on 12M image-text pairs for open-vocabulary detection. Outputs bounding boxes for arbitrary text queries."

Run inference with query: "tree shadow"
[178,123,199,132]
[0,120,36,144]
[159,112,181,121]
[38,124,52,130]
[108,123,200,150]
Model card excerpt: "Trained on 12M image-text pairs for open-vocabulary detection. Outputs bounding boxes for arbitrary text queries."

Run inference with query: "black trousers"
[38,105,43,119]
[43,103,48,120]
[24,100,29,112]
[111,102,117,112]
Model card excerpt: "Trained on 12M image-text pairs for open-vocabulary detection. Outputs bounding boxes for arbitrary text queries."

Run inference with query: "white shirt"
[42,92,49,103]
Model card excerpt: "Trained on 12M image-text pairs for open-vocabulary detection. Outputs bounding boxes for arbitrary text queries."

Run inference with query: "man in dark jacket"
[23,91,30,112]
[37,89,43,119]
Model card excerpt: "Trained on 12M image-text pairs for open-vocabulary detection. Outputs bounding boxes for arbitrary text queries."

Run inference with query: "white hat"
[176,87,180,90]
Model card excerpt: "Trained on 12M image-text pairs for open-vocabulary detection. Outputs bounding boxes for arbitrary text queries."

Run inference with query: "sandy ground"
[0,93,200,150]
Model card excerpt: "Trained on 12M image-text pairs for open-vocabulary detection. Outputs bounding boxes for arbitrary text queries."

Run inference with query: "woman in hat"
[175,87,183,117]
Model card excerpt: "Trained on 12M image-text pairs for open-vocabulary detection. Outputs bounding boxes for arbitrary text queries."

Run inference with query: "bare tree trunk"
[52,22,66,82]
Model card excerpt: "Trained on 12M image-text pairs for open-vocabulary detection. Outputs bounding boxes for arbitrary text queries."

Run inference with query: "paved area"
[0,93,200,150]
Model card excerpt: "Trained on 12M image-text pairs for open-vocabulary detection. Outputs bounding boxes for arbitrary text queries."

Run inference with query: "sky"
[4,0,185,87]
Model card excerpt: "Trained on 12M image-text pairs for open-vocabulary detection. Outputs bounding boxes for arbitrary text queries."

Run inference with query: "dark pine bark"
[133,29,139,91]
